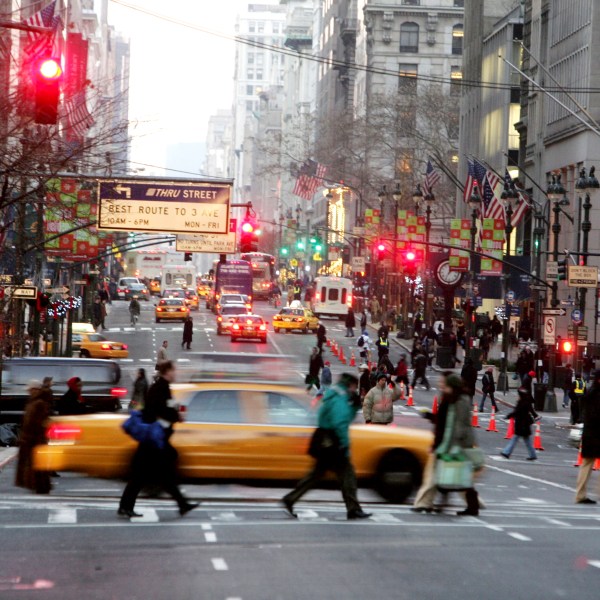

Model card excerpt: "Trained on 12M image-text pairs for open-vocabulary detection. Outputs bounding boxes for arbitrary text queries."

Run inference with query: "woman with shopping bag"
[411,372,483,516]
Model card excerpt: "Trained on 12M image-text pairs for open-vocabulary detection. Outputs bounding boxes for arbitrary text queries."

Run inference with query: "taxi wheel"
[303,325,309,334]
[375,450,421,504]
[156,318,160,323]
[80,350,91,358]
[274,327,280,333]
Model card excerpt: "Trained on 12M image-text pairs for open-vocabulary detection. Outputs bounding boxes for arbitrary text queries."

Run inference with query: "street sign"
[543,308,567,316]
[571,309,583,324]
[290,259,298,267]
[543,316,556,345]
[10,285,37,299]
[97,178,231,235]
[176,219,237,254]
[568,325,588,341]
[546,261,558,281]
[530,284,547,291]
[352,226,365,236]
[0,274,13,284]
[567,265,598,288]
[46,287,69,294]
[506,290,515,302]
[351,256,366,272]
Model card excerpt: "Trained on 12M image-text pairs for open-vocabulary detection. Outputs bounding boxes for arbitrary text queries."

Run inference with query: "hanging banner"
[363,208,380,242]
[480,218,504,276]
[449,219,471,271]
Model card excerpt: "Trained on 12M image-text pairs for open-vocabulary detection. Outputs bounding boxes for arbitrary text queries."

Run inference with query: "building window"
[256,54,264,66]
[398,64,418,94]
[247,53,254,64]
[402,0,420,4]
[248,22,256,33]
[452,24,464,55]
[246,85,254,96]
[454,0,464,6]
[247,70,254,79]
[400,23,419,53]
[450,67,462,95]
[256,69,263,80]
[257,22,264,33]
[272,23,280,34]
[246,100,253,111]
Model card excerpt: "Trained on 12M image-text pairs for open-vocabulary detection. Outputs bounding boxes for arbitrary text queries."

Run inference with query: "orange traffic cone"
[533,422,545,451]
[431,395,438,415]
[504,418,515,440]
[574,444,583,467]
[349,351,356,367]
[405,386,414,407]
[368,361,372,371]
[399,382,405,400]
[594,458,600,471]
[472,403,480,428]
[339,347,346,364]
[486,407,499,432]
[326,338,331,348]
[331,341,338,357]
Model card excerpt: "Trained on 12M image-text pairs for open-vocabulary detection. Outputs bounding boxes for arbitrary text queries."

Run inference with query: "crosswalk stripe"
[130,509,159,523]
[48,508,77,524]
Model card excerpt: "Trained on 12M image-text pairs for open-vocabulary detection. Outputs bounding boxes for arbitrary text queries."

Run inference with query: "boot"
[457,489,479,516]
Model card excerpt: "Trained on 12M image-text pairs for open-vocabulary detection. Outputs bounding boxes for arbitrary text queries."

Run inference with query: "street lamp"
[415,184,434,328]
[548,174,567,308]
[465,187,482,361]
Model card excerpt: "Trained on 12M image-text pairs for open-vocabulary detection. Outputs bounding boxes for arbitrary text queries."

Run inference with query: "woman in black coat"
[501,388,538,460]
[345,308,356,337]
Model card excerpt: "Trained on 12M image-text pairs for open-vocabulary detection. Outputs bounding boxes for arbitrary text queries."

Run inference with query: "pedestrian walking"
[396,354,409,389]
[92,296,103,329]
[360,311,367,331]
[375,332,390,364]
[316,321,327,351]
[345,308,356,337]
[156,340,169,371]
[129,368,149,411]
[570,374,586,424]
[501,388,538,460]
[57,377,85,415]
[358,364,372,399]
[479,367,499,412]
[306,347,324,391]
[182,315,193,349]
[118,361,198,518]
[282,373,371,520]
[574,370,600,504]
[129,296,141,325]
[412,372,481,516]
[321,361,333,388]
[357,330,371,363]
[411,350,430,391]
[363,373,401,425]
[15,380,53,494]
[460,357,478,398]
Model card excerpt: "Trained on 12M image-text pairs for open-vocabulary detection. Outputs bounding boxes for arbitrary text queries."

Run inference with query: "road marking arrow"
[114,184,131,198]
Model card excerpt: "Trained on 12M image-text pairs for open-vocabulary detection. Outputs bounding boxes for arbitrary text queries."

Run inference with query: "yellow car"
[273,306,318,333]
[155,298,189,322]
[33,381,432,502]
[184,289,199,310]
[149,279,161,295]
[73,332,129,359]
[197,279,213,298]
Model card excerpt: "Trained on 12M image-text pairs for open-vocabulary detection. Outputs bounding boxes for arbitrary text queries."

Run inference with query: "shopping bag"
[435,455,473,491]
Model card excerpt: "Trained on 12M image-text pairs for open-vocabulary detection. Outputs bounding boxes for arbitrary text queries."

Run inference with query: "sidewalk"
[0,447,17,470]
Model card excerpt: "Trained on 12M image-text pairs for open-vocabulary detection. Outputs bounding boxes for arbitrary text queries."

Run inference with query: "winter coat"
[308,353,324,378]
[580,384,600,458]
[436,393,475,454]
[183,319,193,342]
[57,387,85,415]
[131,377,149,408]
[362,383,401,424]
[321,366,332,387]
[481,372,495,394]
[345,310,356,328]
[359,371,372,396]
[143,377,179,427]
[317,324,327,343]
[506,396,538,438]
[396,359,408,378]
[460,362,478,396]
[317,383,358,452]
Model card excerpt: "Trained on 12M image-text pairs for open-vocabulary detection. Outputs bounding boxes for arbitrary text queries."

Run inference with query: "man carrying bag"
[282,373,371,520]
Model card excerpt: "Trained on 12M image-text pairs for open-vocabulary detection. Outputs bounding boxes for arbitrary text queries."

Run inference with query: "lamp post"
[466,187,482,361]
[547,174,567,307]
[392,183,402,313]
[575,166,599,372]
[497,176,518,393]
[414,184,434,327]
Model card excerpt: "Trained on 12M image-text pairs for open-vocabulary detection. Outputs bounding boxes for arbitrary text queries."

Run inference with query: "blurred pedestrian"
[479,367,499,413]
[396,354,409,389]
[321,361,332,389]
[411,349,430,391]
[306,347,323,391]
[92,296,103,329]
[129,368,149,411]
[282,373,371,520]
[501,388,538,461]
[360,311,367,331]
[345,308,356,337]
[57,377,85,415]
[358,364,372,399]
[563,363,574,408]
[15,380,53,494]
[412,373,480,516]
[363,373,401,425]
[460,357,478,398]
[316,321,327,351]
[575,370,600,504]
[156,340,169,371]
[376,331,390,364]
[182,315,193,350]
[118,361,198,518]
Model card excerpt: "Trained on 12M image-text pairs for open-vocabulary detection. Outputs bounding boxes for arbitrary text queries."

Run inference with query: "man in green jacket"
[282,373,371,520]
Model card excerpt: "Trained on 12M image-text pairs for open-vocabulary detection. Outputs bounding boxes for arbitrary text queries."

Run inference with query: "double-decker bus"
[206,259,253,310]
[240,252,276,300]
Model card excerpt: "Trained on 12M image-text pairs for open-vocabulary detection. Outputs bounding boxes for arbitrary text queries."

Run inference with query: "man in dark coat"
[501,388,538,460]
[307,347,324,391]
[119,361,197,518]
[345,308,356,337]
[411,350,430,391]
[460,357,478,398]
[181,315,193,349]
[316,322,327,351]
[575,370,600,504]
[479,367,499,412]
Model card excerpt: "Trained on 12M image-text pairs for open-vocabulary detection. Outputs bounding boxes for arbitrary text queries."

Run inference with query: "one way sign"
[542,308,567,316]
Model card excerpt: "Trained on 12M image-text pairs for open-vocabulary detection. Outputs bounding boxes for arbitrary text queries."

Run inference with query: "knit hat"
[528,370,536,377]
[324,361,330,366]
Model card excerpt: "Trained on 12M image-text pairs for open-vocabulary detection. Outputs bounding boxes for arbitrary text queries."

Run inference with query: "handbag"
[122,411,166,449]
[435,454,473,491]
[308,427,341,460]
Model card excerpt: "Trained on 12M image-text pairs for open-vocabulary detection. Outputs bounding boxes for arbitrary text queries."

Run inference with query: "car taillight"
[179,404,187,420]
[259,324,266,331]
[295,317,303,322]
[246,304,252,309]
[125,288,129,293]
[101,343,111,350]
[232,324,240,330]
[122,344,128,350]
[157,307,163,312]
[217,316,222,322]
[47,423,81,444]
[274,315,280,321]
[111,387,128,398]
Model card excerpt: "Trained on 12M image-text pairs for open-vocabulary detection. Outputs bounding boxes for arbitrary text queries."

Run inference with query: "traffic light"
[33,57,62,124]
[240,217,259,253]
[184,252,193,262]
[376,243,385,261]
[280,247,289,256]
[557,259,568,281]
[561,339,574,354]
[296,240,305,251]
[403,249,418,278]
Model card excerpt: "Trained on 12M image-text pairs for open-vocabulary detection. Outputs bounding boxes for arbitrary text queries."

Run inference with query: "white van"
[312,276,353,319]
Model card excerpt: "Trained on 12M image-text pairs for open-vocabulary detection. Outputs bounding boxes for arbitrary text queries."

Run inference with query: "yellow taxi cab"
[32,366,431,503]
[184,289,199,310]
[149,278,161,295]
[155,298,189,322]
[196,279,213,298]
[273,305,319,334]
[73,332,129,359]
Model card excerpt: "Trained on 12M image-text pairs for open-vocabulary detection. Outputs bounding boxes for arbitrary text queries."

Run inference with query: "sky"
[106,0,248,177]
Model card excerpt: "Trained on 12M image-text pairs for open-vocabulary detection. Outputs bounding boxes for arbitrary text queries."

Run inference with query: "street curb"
[0,448,18,470]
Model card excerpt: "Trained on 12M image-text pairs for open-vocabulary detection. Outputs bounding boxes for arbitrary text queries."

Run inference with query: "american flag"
[473,159,504,220]
[423,159,441,195]
[463,157,476,203]
[512,181,531,228]
[65,92,94,138]
[293,159,327,201]
[22,1,62,60]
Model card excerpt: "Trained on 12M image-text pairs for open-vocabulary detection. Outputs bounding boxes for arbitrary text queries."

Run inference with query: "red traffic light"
[562,340,574,353]
[37,58,62,80]
[405,250,416,261]
[241,221,254,233]
[377,243,385,252]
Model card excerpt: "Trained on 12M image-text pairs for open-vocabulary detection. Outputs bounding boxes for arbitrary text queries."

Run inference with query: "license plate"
[245,327,254,331]
[284,318,291,322]
[168,308,176,312]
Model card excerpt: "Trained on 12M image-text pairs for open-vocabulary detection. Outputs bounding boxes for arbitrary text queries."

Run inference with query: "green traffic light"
[309,237,317,244]
[297,242,305,250]
[315,244,322,252]
[281,247,288,255]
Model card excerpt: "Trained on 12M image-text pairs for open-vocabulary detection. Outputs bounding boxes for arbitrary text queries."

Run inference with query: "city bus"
[207,259,253,310]
[240,252,276,300]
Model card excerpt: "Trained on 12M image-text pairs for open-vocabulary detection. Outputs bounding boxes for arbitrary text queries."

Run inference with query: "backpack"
[358,336,365,347]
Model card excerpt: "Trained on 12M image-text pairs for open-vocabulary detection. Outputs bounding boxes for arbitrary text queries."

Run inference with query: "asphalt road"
[1,300,599,599]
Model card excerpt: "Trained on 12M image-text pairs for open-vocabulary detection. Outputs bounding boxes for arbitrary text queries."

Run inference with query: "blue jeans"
[502,435,537,460]
[563,389,569,407]
[479,392,498,412]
